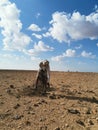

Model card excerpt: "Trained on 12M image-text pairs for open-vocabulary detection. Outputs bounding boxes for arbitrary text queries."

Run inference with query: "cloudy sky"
[0,0,98,72]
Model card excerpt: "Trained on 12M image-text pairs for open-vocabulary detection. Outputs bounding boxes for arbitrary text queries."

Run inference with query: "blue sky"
[0,0,98,72]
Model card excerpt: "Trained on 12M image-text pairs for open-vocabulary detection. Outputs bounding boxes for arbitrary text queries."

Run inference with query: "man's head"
[39,62,46,70]
[43,60,49,67]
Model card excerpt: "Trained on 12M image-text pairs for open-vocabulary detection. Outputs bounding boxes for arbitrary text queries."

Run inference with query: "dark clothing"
[37,68,47,84]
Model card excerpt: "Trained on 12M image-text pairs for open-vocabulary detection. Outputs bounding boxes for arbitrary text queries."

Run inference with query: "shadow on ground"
[8,84,98,104]
[17,84,56,97]
[65,95,98,104]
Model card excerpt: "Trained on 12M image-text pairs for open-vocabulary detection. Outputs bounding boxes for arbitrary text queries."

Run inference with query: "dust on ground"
[0,70,98,130]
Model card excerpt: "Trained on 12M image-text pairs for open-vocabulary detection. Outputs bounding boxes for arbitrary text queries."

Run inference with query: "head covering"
[43,60,49,65]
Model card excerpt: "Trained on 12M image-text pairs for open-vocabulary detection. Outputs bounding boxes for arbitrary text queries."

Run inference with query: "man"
[43,60,50,88]
[35,62,47,92]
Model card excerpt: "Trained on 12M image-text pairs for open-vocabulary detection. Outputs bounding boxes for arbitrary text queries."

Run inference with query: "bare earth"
[0,70,98,130]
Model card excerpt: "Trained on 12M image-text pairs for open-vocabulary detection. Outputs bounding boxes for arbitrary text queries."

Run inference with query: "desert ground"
[0,70,98,130]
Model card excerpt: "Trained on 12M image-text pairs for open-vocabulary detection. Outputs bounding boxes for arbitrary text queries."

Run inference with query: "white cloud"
[32,33,42,39]
[36,13,41,19]
[0,0,31,51]
[51,55,64,61]
[0,53,13,58]
[46,10,98,43]
[75,44,82,49]
[94,5,98,10]
[3,33,32,51]
[51,49,76,61]
[52,49,96,62]
[0,53,21,61]
[96,43,98,46]
[25,41,54,56]
[0,0,9,6]
[43,32,51,37]
[28,24,41,31]
[64,49,76,57]
[34,41,54,52]
[81,50,96,59]
[0,52,37,70]
[31,56,40,61]
[31,56,41,64]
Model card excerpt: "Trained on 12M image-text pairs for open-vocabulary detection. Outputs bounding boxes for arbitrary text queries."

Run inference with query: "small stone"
[10,85,14,89]
[88,119,94,125]
[65,124,69,127]
[5,109,11,113]
[13,103,20,109]
[27,111,35,115]
[39,117,46,122]
[17,125,21,129]
[96,117,98,121]
[27,85,31,88]
[86,109,91,114]
[41,99,47,104]
[13,115,23,120]
[15,95,20,99]
[83,108,91,114]
[27,106,33,110]
[39,118,43,122]
[54,127,60,130]
[92,96,97,101]
[49,93,56,99]
[30,111,35,115]
[78,92,82,94]
[0,102,4,105]
[34,103,39,107]
[76,120,85,126]
[25,120,31,126]
[27,111,30,114]
[68,109,80,114]
[13,115,19,120]
[6,89,11,93]
[40,126,47,130]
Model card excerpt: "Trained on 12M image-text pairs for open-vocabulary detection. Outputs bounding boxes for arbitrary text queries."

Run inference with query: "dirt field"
[0,70,98,130]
